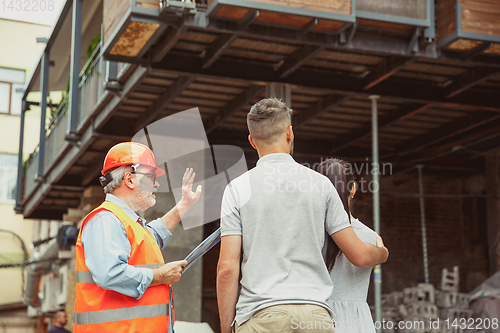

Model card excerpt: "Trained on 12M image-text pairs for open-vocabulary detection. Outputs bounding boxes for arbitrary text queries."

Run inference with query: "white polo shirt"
[221,153,350,326]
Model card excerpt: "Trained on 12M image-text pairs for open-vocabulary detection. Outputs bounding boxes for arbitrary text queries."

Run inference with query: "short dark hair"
[247,98,293,145]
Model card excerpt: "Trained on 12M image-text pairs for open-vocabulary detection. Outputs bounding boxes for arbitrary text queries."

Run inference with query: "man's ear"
[286,125,293,143]
[123,172,136,190]
[248,135,257,150]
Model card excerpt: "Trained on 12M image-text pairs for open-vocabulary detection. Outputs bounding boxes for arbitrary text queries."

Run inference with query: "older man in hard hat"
[74,142,202,333]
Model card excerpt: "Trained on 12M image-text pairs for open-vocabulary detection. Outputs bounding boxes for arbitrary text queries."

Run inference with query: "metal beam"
[331,103,429,153]
[201,11,500,68]
[444,67,499,98]
[203,10,258,69]
[15,102,27,212]
[36,51,50,183]
[396,111,500,156]
[364,56,413,90]
[208,129,334,158]
[406,27,421,55]
[66,0,83,143]
[51,185,85,191]
[154,52,500,112]
[416,165,429,284]
[297,18,318,39]
[278,44,324,78]
[81,154,107,186]
[203,33,236,69]
[410,123,500,164]
[370,95,382,333]
[467,42,493,59]
[293,94,351,129]
[205,84,265,134]
[208,16,331,46]
[152,25,188,63]
[134,75,194,132]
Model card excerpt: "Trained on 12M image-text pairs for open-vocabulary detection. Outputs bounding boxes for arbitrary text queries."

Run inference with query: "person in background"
[48,310,70,333]
[318,158,386,333]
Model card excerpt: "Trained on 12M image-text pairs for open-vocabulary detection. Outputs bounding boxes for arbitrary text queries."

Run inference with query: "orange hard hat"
[101,142,165,177]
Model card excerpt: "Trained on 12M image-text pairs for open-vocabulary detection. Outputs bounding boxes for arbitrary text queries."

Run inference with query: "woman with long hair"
[317,158,384,333]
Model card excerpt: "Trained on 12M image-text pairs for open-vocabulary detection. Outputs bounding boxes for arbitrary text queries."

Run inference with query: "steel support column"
[370,95,382,333]
[266,83,291,108]
[14,100,27,212]
[105,61,121,93]
[423,0,435,42]
[36,50,50,183]
[66,0,83,143]
[417,164,430,283]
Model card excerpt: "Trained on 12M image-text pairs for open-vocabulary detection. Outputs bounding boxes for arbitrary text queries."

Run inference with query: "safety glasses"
[131,171,157,184]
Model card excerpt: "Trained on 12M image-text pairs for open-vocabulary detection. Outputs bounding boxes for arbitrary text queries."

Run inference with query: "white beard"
[131,186,156,212]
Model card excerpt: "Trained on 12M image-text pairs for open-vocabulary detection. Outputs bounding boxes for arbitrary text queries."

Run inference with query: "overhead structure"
[437,0,500,59]
[15,0,500,221]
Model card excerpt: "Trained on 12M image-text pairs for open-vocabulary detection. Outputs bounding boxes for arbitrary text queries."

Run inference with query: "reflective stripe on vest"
[76,264,163,283]
[74,304,169,325]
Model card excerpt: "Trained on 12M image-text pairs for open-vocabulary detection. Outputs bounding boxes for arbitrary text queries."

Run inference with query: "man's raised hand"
[180,168,202,207]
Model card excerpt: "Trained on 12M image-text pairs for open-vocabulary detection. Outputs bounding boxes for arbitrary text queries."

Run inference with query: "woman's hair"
[317,158,355,270]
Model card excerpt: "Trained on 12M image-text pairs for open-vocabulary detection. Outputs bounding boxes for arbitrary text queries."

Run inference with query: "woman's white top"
[328,218,376,333]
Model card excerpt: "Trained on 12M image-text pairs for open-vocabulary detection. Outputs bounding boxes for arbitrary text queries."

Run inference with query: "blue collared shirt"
[81,194,172,299]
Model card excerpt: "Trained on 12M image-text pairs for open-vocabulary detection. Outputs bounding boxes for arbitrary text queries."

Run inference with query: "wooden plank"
[461,1,500,36]
[358,19,414,31]
[307,59,369,73]
[447,38,483,50]
[288,0,351,15]
[189,83,244,94]
[356,0,427,20]
[484,43,500,54]
[212,0,350,17]
[308,118,360,129]
[436,0,457,42]
[136,0,160,10]
[174,96,227,108]
[232,38,296,54]
[312,20,345,32]
[103,0,129,46]
[173,41,208,53]
[110,21,160,57]
[214,5,250,19]
[142,77,175,86]
[254,12,315,28]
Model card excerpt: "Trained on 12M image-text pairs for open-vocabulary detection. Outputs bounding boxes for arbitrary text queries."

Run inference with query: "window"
[0,153,18,201]
[0,67,25,115]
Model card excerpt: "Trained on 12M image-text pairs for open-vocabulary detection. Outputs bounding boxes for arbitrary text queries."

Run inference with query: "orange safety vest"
[74,201,174,333]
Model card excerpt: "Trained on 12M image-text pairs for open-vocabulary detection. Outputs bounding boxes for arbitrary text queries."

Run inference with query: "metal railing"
[45,95,69,170]
[24,146,39,197]
[117,62,131,78]
[78,44,105,127]
[23,43,130,202]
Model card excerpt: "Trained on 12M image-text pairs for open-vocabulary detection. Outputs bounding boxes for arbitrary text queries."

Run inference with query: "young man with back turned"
[217,98,389,333]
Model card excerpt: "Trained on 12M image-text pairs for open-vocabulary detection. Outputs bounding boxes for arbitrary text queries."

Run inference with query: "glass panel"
[0,67,25,83]
[10,83,23,115]
[356,0,427,20]
[0,153,18,201]
[0,83,10,114]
